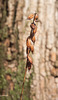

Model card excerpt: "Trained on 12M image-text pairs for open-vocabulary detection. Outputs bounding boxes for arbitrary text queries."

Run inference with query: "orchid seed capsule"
[28,14,34,20]
[26,47,30,54]
[30,45,34,53]
[26,38,31,48]
[30,23,37,34]
[30,23,35,29]
[28,66,31,70]
[33,26,37,34]
[27,55,33,64]
[26,61,32,70]
[31,36,35,43]
[34,13,38,21]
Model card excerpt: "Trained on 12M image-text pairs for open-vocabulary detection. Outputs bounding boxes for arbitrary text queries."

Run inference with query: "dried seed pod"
[30,23,37,34]
[20,13,38,100]
[28,14,34,20]
[27,55,33,64]
[28,65,31,70]
[34,13,38,21]
[33,26,37,34]
[26,38,31,48]
[26,47,30,54]
[31,35,35,43]
[30,23,36,29]
[30,45,34,53]
[26,61,32,70]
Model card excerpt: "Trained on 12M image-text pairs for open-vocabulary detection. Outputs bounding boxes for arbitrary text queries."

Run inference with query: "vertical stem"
[20,67,27,100]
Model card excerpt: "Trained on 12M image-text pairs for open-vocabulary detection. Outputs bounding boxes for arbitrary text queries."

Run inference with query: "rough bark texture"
[6,0,15,28]
[30,0,58,100]
[23,0,58,100]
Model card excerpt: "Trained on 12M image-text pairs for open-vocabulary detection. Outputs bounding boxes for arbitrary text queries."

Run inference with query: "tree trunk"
[15,0,24,53]
[30,0,58,100]
[6,0,15,28]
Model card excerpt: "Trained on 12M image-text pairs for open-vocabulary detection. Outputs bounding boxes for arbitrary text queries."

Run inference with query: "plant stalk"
[20,67,27,100]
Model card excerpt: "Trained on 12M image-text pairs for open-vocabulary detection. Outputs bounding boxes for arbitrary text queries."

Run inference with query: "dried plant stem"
[20,67,27,100]
[20,13,39,100]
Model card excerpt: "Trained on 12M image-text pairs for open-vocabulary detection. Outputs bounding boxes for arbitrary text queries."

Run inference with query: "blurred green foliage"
[0,58,33,100]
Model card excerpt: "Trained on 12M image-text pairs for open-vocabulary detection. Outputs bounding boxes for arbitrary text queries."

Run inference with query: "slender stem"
[20,67,27,100]
[20,13,37,100]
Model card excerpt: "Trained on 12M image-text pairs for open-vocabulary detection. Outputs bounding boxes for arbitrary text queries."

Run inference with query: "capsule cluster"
[26,13,38,70]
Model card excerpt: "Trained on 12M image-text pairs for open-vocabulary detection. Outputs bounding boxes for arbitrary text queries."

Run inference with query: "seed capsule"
[26,61,32,70]
[34,13,38,21]
[28,65,31,70]
[33,26,37,34]
[30,45,34,53]
[30,23,35,29]
[28,14,34,20]
[31,36,35,43]
[26,47,30,54]
[30,23,37,34]
[26,38,31,48]
[27,55,33,64]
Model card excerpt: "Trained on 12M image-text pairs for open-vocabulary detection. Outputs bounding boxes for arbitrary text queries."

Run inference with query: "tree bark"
[30,0,58,100]
[6,0,15,28]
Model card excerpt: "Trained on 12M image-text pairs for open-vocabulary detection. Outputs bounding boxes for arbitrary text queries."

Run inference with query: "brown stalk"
[20,13,40,100]
[20,67,27,100]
